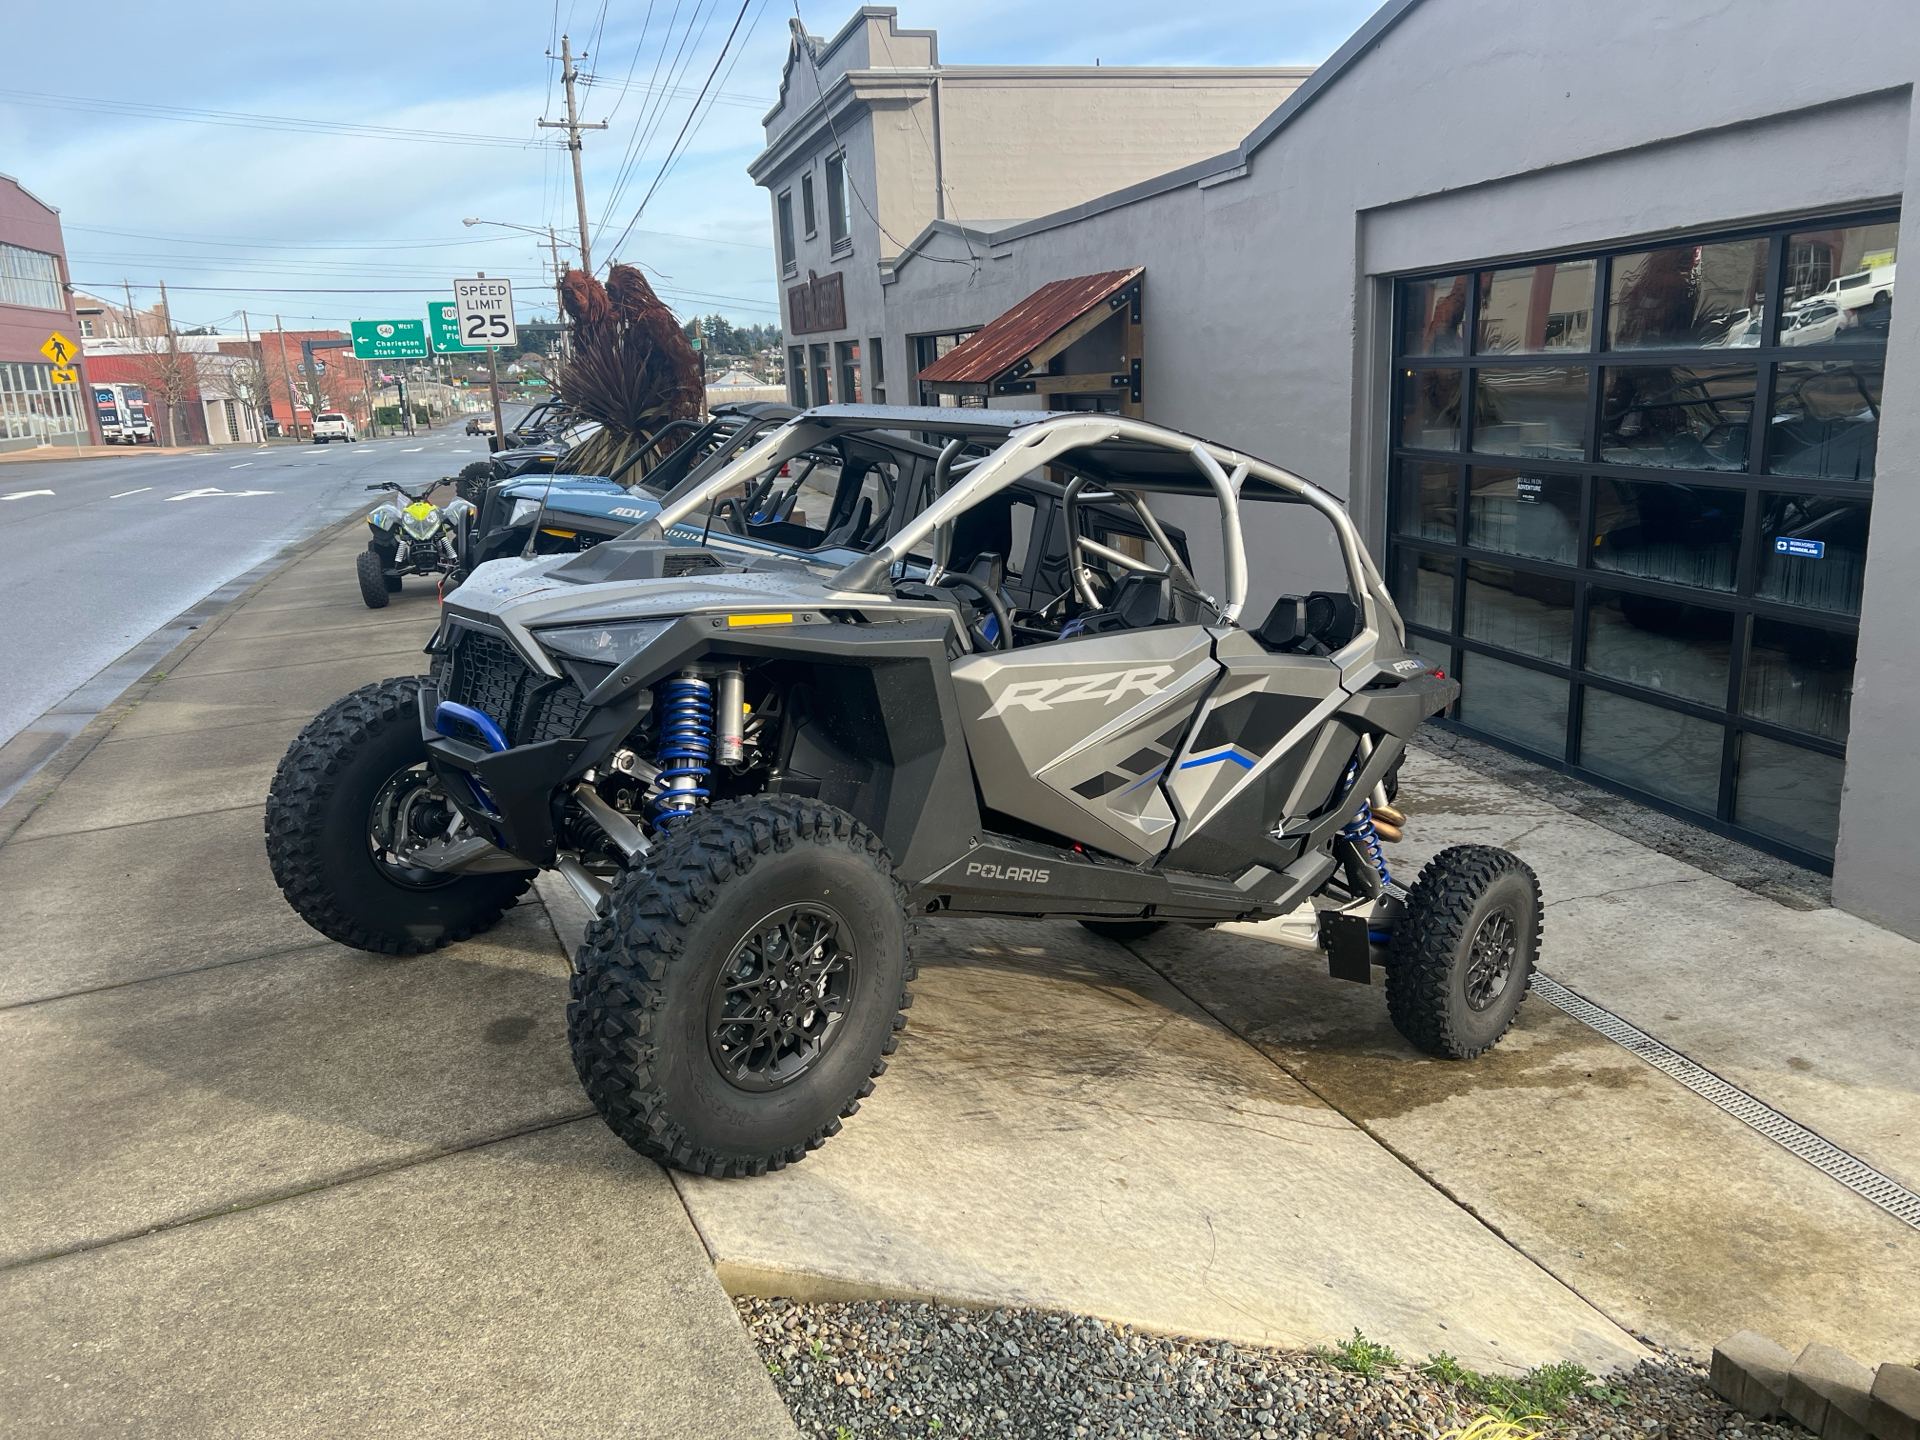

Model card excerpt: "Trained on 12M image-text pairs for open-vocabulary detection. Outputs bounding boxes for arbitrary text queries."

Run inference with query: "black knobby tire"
[1078,919,1166,942]
[356,548,390,609]
[264,675,530,954]
[569,796,914,1178]
[454,461,493,507]
[1386,844,1541,1059]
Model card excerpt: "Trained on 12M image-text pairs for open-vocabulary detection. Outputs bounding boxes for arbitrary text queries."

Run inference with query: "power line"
[596,0,716,239]
[0,88,543,150]
[601,0,761,267]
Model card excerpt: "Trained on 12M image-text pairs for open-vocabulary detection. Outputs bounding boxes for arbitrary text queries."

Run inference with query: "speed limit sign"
[452,276,517,348]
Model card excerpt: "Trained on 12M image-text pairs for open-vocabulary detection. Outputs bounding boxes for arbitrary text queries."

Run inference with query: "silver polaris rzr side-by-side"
[265,405,1541,1179]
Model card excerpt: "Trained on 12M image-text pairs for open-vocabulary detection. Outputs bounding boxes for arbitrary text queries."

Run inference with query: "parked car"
[466,415,497,436]
[313,412,359,445]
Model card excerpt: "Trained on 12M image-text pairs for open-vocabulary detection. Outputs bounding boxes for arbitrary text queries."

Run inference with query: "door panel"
[951,627,1218,862]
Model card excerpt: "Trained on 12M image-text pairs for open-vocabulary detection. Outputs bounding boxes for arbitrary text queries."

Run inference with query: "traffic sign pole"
[487,344,505,453]
[454,273,515,451]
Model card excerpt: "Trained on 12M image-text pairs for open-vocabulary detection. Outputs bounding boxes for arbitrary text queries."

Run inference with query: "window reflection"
[1768,360,1881,480]
[1600,365,1754,470]
[1391,548,1454,632]
[1463,562,1573,662]
[1392,459,1457,541]
[1398,368,1461,450]
[1466,467,1580,564]
[1756,492,1868,614]
[1735,733,1843,857]
[1458,652,1567,756]
[1471,367,1587,458]
[1607,239,1768,350]
[1585,589,1731,706]
[1579,687,1724,810]
[1476,261,1594,353]
[1399,275,1469,356]
[1743,619,1855,743]
[1779,222,1896,347]
[1593,478,1742,591]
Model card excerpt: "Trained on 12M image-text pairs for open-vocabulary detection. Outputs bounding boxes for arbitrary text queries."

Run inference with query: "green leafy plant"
[1317,1329,1400,1377]
[1424,1354,1619,1419]
[810,1338,828,1362]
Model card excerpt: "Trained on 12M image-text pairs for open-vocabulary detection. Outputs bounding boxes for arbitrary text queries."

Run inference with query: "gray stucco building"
[758,0,1920,940]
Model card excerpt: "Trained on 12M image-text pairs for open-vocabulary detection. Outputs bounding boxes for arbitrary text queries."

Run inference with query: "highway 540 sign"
[452,277,516,348]
[349,319,430,359]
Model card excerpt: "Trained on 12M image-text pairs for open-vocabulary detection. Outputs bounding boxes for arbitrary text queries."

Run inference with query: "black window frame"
[801,172,818,239]
[777,192,796,277]
[826,152,852,253]
[1387,209,1893,871]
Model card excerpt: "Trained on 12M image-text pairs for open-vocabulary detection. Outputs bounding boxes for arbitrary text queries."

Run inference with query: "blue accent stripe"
[435,701,508,753]
[1179,748,1256,771]
[1122,763,1167,793]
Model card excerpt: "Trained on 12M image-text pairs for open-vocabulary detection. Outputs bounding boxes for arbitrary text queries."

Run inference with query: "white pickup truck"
[312,412,359,445]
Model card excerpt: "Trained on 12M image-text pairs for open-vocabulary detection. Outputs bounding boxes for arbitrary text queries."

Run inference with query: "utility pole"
[158,278,180,448]
[538,35,607,276]
[274,313,301,440]
[480,271,508,451]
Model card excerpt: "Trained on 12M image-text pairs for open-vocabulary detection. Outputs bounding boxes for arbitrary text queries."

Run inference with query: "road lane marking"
[402,447,423,452]
[166,487,276,501]
[110,487,153,498]
[229,462,254,469]
[2,489,55,500]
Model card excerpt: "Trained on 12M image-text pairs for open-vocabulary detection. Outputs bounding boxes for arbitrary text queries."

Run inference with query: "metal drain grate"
[1532,973,1920,1232]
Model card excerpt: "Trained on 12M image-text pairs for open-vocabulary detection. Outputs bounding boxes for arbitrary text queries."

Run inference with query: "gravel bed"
[735,1296,1813,1440]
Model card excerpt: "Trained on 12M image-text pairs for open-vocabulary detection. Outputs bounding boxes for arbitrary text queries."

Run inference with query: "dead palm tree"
[555,265,702,477]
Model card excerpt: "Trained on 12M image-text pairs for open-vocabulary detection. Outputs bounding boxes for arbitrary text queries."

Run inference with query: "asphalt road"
[0,428,497,755]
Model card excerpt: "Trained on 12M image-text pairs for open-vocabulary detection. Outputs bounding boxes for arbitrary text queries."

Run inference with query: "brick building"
[0,171,99,451]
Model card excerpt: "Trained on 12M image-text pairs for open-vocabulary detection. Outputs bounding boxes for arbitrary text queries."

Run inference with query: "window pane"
[1779,222,1897,347]
[1458,652,1567,756]
[1476,260,1594,353]
[1755,492,1869,615]
[1390,548,1454,632]
[1392,459,1457,542]
[1584,589,1732,707]
[1579,687,1723,811]
[1767,360,1882,480]
[1398,275,1469,356]
[1466,466,1581,564]
[1742,619,1855,742]
[1397,368,1461,449]
[1471,367,1588,458]
[1734,733,1843,857]
[1606,239,1768,350]
[1592,478,1742,592]
[1463,562,1573,663]
[1599,365,1754,470]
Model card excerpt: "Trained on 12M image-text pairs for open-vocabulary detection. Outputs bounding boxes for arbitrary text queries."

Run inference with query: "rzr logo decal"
[979,666,1173,719]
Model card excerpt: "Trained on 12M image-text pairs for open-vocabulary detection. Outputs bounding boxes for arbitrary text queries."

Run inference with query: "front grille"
[445,628,588,746]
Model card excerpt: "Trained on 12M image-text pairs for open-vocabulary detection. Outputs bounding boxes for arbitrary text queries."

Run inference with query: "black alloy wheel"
[366,761,460,889]
[707,903,859,1092]
[1462,907,1518,1012]
[1385,844,1541,1059]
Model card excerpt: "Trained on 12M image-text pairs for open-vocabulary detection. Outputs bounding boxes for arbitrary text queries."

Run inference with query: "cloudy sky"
[3,0,1377,334]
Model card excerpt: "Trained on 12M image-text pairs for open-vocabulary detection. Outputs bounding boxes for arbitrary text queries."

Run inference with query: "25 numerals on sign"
[463,311,513,344]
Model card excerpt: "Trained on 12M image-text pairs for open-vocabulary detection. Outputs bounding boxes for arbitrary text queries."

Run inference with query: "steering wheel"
[937,574,1014,652]
[714,496,751,535]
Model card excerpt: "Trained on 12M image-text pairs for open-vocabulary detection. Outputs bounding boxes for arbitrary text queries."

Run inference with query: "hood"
[496,475,661,531]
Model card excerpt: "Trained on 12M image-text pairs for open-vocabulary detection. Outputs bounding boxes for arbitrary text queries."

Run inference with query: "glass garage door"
[1388,213,1893,867]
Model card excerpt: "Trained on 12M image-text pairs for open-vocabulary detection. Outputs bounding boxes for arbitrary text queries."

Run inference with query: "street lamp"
[463,218,572,333]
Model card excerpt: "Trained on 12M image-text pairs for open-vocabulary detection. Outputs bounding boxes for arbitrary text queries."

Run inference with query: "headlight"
[509,497,543,527]
[368,504,400,531]
[536,619,673,666]
[401,508,442,540]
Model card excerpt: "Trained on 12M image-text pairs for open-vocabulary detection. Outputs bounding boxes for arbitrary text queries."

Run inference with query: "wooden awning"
[913,267,1144,413]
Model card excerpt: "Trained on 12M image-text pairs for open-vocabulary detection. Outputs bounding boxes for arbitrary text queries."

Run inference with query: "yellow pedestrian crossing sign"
[49,366,78,385]
[41,332,77,367]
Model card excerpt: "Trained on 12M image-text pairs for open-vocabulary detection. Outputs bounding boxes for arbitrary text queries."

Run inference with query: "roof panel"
[913,267,1142,384]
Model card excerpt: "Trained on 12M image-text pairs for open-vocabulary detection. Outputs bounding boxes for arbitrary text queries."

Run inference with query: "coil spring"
[1337,758,1394,890]
[650,675,712,829]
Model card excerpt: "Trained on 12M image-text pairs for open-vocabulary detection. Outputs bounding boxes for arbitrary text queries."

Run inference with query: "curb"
[0,509,373,852]
[1712,1331,1918,1440]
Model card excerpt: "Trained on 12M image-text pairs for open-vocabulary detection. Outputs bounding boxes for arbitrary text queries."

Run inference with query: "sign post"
[350,321,432,436]
[41,333,82,451]
[453,275,516,450]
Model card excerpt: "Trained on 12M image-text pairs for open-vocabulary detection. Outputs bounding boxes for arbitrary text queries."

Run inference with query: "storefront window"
[1476,261,1594,353]
[1471,367,1587,458]
[1606,239,1767,350]
[1391,208,1885,864]
[1466,467,1580,564]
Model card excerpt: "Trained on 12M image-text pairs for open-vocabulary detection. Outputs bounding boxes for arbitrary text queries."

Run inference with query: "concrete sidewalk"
[2,521,1911,1434]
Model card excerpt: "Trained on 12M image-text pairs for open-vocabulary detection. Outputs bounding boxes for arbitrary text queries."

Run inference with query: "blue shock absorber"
[650,673,713,829]
[1337,758,1394,893]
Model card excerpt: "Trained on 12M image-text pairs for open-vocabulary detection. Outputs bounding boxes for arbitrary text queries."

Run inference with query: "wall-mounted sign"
[786,270,846,336]
[1775,537,1825,558]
